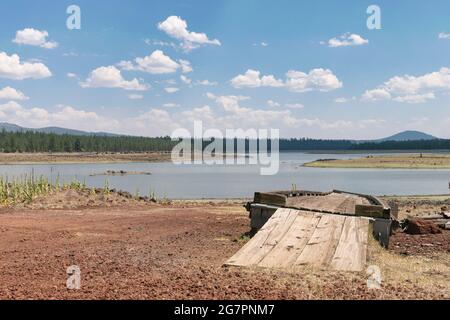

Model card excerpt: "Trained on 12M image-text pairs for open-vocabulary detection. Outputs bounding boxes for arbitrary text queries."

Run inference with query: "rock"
[406,218,442,235]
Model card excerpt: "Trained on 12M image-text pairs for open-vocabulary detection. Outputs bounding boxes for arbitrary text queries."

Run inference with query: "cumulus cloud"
[157,16,221,52]
[0,102,118,131]
[80,66,148,91]
[13,28,58,49]
[326,33,369,47]
[231,68,342,92]
[231,69,284,88]
[0,51,52,80]
[362,67,450,103]
[118,50,188,74]
[66,73,77,79]
[361,88,392,102]
[0,87,29,100]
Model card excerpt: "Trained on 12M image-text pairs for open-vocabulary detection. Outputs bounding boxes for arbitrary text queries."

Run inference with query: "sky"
[0,0,449,139]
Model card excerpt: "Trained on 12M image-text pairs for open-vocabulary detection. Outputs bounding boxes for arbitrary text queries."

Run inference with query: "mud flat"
[0,189,448,300]
[0,152,172,164]
[304,153,450,169]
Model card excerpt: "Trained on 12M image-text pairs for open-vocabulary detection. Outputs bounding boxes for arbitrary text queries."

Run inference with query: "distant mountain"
[378,130,438,142]
[0,122,118,137]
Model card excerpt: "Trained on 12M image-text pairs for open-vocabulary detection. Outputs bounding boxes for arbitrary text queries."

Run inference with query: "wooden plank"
[355,204,388,218]
[258,212,322,268]
[330,217,369,272]
[225,208,296,266]
[254,192,287,206]
[294,214,346,268]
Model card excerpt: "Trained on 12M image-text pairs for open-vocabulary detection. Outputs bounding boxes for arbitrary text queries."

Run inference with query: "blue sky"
[0,0,449,138]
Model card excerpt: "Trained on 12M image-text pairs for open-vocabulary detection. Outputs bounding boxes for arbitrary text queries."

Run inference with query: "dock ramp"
[225,208,370,272]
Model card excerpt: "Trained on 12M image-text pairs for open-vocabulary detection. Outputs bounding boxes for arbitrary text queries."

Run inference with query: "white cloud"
[165,87,179,93]
[438,32,450,40]
[128,94,144,100]
[362,67,450,103]
[231,69,284,88]
[267,100,304,109]
[127,108,180,136]
[361,88,392,101]
[158,16,221,52]
[0,102,118,131]
[80,66,148,91]
[253,42,269,47]
[334,97,356,103]
[327,33,369,47]
[197,79,218,86]
[67,73,77,79]
[180,75,192,85]
[179,59,193,73]
[0,87,29,100]
[231,68,342,92]
[392,93,435,104]
[162,103,180,108]
[118,50,185,74]
[13,28,58,49]
[0,51,52,80]
[285,69,343,92]
[267,100,280,108]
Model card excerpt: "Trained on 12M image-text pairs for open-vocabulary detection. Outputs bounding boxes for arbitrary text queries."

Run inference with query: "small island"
[304,153,450,169]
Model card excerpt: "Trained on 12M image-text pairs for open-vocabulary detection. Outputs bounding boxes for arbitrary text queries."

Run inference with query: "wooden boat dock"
[225,190,395,272]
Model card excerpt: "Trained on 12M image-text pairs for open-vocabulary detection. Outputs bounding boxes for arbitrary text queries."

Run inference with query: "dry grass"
[304,153,450,169]
[367,237,450,298]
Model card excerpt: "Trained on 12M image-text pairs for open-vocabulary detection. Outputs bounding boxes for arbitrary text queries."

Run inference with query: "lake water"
[0,152,449,199]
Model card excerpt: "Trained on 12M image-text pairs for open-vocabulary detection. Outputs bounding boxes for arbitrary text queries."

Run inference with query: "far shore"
[304,153,450,169]
[0,152,173,165]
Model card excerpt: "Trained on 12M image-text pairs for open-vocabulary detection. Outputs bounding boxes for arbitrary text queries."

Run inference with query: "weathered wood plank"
[330,217,369,272]
[254,192,287,206]
[225,208,295,266]
[355,204,388,219]
[258,212,322,268]
[294,214,346,268]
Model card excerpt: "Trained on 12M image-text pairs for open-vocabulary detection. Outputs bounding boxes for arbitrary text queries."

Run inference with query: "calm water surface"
[0,152,449,199]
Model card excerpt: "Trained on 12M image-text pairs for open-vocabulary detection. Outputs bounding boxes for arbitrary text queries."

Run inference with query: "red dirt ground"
[0,201,448,300]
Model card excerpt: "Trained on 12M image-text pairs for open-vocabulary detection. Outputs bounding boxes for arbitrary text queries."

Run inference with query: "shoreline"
[304,153,450,169]
[0,152,173,165]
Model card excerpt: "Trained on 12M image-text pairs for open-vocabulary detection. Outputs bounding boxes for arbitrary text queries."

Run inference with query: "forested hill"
[0,130,450,153]
[0,130,176,152]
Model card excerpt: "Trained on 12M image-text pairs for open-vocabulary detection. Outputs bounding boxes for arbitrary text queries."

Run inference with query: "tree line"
[0,130,177,153]
[0,130,448,153]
